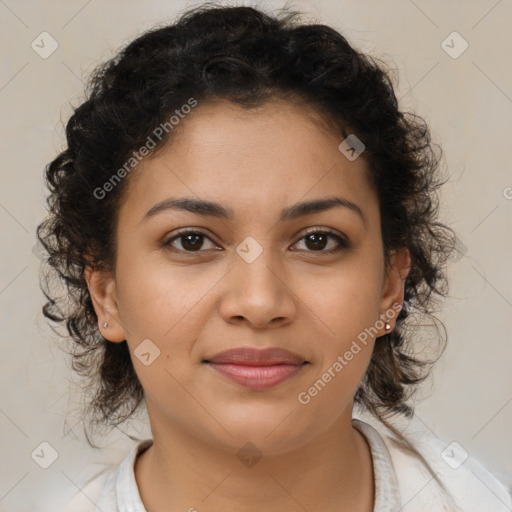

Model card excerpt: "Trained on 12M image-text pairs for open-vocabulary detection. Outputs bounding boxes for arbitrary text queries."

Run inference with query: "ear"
[84,266,127,342]
[377,247,411,335]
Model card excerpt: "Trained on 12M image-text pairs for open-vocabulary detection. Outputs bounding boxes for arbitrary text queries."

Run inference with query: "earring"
[385,323,391,331]
[102,322,108,328]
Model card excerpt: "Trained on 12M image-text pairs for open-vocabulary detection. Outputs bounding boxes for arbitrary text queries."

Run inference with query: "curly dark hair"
[36,1,458,499]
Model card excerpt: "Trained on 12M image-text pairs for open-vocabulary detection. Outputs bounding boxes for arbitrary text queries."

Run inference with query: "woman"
[37,4,511,511]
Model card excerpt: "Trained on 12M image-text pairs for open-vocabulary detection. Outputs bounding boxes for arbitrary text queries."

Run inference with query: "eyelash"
[163,227,350,255]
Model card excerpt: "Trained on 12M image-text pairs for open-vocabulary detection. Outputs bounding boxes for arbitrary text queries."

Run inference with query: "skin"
[86,98,410,512]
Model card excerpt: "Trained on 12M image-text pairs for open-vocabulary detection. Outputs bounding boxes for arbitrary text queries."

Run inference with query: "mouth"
[202,347,310,391]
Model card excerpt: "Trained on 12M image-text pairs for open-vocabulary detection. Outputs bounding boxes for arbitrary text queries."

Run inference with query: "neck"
[134,406,375,512]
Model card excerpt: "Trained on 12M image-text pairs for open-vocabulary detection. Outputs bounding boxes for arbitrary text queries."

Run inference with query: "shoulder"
[60,438,153,512]
[363,414,512,512]
[60,467,117,512]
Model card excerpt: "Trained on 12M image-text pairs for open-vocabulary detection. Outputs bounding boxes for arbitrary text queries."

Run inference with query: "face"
[86,98,409,456]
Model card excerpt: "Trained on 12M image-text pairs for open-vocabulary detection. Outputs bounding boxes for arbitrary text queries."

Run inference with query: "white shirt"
[62,417,512,511]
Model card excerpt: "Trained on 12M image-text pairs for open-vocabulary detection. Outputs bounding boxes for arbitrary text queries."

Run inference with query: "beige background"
[0,0,511,510]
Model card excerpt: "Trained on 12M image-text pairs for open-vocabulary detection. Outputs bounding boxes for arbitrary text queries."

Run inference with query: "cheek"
[112,259,208,397]
[292,254,383,391]
[294,261,384,345]
[114,249,217,337]
[293,329,375,438]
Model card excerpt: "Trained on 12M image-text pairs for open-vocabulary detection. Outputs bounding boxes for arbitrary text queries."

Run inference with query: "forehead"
[118,99,378,227]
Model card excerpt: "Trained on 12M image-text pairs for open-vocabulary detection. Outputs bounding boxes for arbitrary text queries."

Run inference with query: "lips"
[203,347,309,391]
[205,347,307,365]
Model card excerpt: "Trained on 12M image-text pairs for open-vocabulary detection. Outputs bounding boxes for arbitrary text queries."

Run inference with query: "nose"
[218,245,298,329]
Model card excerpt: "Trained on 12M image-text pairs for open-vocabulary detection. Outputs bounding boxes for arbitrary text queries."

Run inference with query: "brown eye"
[292,229,349,254]
[164,230,217,252]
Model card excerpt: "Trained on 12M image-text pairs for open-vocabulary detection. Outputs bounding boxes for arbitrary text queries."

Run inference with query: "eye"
[164,229,218,253]
[292,228,350,254]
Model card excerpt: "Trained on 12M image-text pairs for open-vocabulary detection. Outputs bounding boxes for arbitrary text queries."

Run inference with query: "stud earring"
[385,323,391,331]
[102,322,108,328]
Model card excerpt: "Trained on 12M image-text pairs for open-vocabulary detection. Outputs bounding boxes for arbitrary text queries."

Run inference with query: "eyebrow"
[141,196,367,227]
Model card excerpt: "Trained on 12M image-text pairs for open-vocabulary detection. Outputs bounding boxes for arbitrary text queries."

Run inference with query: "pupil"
[182,234,203,251]
[306,233,327,251]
